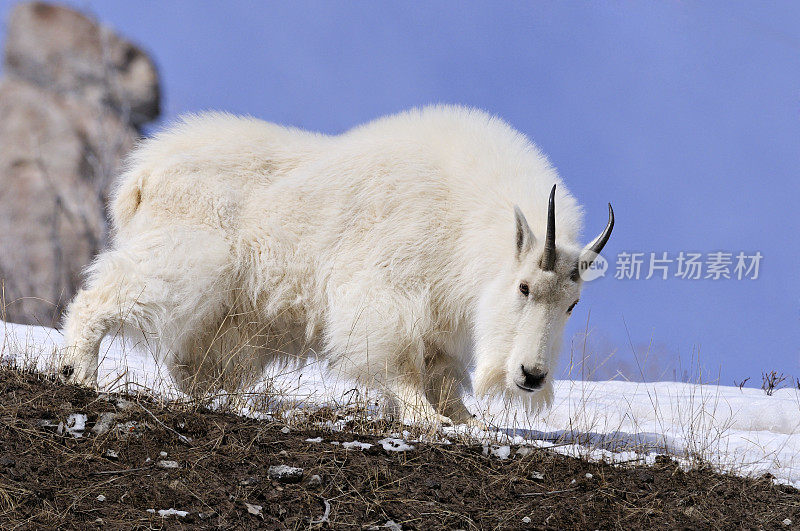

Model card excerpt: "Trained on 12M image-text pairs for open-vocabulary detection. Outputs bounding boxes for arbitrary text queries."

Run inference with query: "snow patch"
[342,440,373,450]
[483,445,511,459]
[378,438,415,452]
[147,508,188,517]
[60,413,87,438]
[268,465,304,482]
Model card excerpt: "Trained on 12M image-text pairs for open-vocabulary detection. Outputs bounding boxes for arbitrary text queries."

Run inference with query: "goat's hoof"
[57,363,97,388]
[58,364,75,383]
[465,416,490,431]
[60,364,74,378]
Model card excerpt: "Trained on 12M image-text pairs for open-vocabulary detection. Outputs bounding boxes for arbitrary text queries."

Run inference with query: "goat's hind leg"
[60,227,234,389]
[59,250,158,387]
[59,290,108,386]
[60,262,127,386]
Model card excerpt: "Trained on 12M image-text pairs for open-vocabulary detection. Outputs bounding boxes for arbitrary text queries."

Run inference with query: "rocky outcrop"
[4,2,159,126]
[0,2,160,325]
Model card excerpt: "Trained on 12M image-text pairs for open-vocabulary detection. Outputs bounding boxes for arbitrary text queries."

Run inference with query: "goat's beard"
[473,364,554,414]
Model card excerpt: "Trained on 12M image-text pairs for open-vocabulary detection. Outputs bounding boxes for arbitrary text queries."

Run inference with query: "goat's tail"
[109,168,147,230]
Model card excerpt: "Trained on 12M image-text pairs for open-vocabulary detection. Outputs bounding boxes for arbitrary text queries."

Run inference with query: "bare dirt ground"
[0,367,798,530]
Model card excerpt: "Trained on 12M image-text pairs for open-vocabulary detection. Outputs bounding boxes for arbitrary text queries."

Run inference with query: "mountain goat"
[59,105,613,425]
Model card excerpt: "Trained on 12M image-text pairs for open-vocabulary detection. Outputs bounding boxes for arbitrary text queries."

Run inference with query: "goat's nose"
[521,365,547,390]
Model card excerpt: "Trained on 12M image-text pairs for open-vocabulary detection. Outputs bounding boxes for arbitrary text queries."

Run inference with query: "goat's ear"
[513,205,535,260]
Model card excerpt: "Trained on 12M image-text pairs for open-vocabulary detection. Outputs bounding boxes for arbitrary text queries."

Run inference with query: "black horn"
[585,203,614,257]
[540,184,557,271]
[578,203,615,275]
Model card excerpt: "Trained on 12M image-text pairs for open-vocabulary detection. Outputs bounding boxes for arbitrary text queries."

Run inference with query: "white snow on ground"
[379,438,415,452]
[3,320,799,488]
[147,508,189,518]
[341,440,373,450]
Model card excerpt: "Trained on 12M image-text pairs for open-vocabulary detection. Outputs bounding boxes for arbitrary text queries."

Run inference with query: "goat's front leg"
[423,354,487,429]
[386,378,455,427]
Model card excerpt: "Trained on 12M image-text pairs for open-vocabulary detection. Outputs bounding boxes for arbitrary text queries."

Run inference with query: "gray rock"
[92,412,116,435]
[0,2,160,326]
[115,399,135,410]
[37,419,60,431]
[516,446,535,458]
[244,502,263,516]
[4,2,159,126]
[114,420,143,438]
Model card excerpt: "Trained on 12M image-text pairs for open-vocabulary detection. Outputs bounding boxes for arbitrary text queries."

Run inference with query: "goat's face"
[473,186,614,406]
[473,235,582,402]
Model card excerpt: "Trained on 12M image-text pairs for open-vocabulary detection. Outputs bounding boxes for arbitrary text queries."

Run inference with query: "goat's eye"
[567,300,579,314]
[519,282,529,296]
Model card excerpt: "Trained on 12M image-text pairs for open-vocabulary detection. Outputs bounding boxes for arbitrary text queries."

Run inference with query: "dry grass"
[2,293,799,528]
[0,366,797,529]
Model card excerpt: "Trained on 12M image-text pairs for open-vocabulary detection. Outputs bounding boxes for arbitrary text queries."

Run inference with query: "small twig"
[310,497,331,525]
[613,456,648,465]
[761,371,786,396]
[520,487,579,497]
[89,466,151,476]
[135,400,193,446]
[539,441,581,449]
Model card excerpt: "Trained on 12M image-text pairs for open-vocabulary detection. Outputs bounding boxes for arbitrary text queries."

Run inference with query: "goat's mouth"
[515,382,540,393]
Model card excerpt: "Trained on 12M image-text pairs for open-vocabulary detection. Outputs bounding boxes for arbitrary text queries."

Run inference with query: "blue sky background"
[1,1,798,386]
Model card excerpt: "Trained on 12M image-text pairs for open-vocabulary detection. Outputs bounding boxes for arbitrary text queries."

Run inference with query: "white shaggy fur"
[60,105,598,425]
